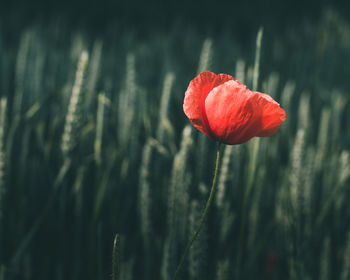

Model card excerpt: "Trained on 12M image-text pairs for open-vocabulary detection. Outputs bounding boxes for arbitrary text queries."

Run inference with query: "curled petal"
[183,71,235,137]
[255,93,286,137]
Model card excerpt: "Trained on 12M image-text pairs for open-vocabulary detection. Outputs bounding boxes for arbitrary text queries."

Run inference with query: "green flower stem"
[173,142,223,280]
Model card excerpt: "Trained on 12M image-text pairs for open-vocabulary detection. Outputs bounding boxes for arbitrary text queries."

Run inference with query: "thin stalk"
[252,27,263,91]
[112,234,121,280]
[173,142,222,280]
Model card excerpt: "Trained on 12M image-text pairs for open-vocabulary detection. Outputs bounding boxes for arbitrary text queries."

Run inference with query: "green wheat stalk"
[85,40,103,108]
[341,232,350,280]
[112,234,121,280]
[61,50,89,156]
[0,98,7,264]
[197,38,213,73]
[320,236,331,280]
[235,59,246,82]
[13,30,31,116]
[215,145,233,209]
[94,93,108,165]
[139,139,153,248]
[156,72,175,146]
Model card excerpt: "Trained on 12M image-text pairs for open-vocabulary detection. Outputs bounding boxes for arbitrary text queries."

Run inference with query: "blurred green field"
[0,8,350,280]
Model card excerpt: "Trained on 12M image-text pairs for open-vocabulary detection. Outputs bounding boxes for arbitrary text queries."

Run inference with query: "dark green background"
[2,0,349,34]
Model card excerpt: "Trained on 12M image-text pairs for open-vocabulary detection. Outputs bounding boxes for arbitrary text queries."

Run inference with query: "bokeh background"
[0,0,350,279]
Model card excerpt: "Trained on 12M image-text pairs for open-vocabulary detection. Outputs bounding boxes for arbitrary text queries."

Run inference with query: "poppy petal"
[255,92,286,137]
[183,71,235,137]
[204,80,260,145]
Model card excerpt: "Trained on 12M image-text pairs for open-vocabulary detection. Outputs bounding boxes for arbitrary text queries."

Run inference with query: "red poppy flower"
[183,71,286,145]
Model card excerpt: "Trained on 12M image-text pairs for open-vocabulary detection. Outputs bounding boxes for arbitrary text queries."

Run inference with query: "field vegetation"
[0,8,349,280]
